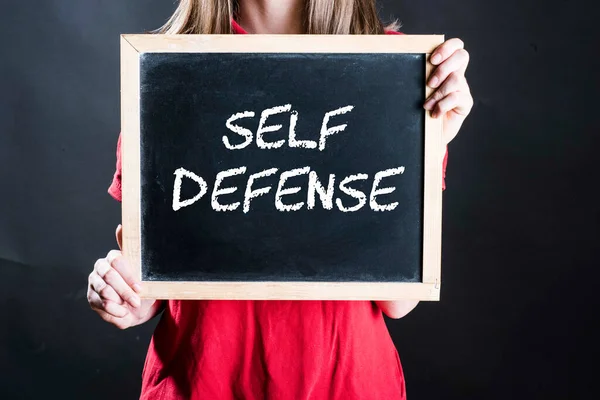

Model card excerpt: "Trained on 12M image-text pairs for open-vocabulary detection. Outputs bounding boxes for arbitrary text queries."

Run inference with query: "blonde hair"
[157,0,400,34]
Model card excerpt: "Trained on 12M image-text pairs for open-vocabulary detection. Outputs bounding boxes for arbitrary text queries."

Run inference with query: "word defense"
[172,104,406,213]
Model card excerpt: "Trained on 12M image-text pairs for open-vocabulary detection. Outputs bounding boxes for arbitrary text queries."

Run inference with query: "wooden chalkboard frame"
[121,34,445,301]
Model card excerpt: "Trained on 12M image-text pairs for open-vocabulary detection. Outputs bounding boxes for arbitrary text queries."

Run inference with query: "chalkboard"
[120,34,444,300]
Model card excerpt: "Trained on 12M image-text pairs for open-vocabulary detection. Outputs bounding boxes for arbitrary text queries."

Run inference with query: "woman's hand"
[424,38,473,145]
[376,41,472,320]
[87,225,164,329]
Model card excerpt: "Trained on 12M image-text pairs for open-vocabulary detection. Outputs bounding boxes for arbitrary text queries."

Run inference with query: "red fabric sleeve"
[107,133,122,202]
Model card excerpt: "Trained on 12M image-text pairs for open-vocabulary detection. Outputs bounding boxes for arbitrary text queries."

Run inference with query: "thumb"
[116,224,123,250]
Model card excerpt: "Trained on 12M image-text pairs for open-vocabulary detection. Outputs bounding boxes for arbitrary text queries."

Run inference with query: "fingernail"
[428,76,439,88]
[423,99,434,110]
[431,53,442,64]
[133,283,143,293]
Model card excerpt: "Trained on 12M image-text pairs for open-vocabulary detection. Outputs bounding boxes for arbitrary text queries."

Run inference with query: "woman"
[88,1,473,398]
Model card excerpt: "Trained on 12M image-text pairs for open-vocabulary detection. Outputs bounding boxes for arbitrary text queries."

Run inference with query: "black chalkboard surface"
[120,35,444,300]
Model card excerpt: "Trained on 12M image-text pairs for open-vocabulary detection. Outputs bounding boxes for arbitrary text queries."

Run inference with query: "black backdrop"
[1,1,598,399]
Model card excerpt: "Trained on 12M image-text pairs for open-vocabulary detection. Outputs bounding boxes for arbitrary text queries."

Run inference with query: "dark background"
[0,0,597,399]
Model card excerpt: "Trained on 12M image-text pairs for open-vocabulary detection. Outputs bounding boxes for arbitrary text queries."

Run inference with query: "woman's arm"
[375,41,472,320]
[375,300,420,319]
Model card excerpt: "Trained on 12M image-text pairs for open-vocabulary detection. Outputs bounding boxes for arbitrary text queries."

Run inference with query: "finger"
[424,71,466,110]
[99,312,131,330]
[427,49,469,89]
[88,288,104,310]
[94,306,131,330]
[116,224,123,251]
[431,91,473,119]
[430,38,465,65]
[106,249,143,294]
[88,291,129,318]
[89,271,123,304]
[96,256,141,308]
[101,300,129,319]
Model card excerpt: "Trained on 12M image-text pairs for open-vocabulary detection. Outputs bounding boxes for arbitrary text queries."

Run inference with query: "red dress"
[108,21,448,400]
